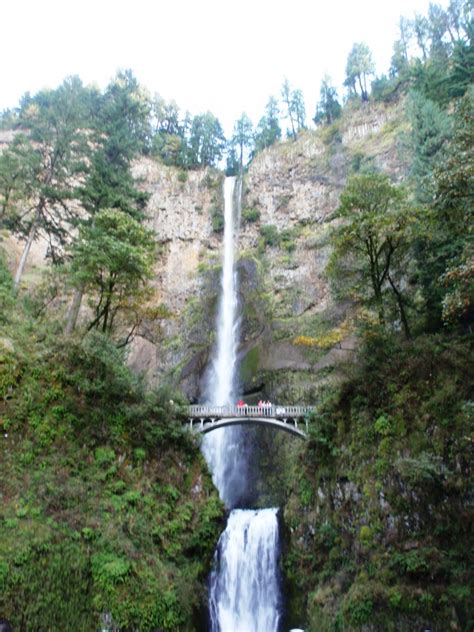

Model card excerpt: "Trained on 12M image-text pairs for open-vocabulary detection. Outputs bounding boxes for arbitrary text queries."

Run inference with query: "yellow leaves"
[293,320,352,350]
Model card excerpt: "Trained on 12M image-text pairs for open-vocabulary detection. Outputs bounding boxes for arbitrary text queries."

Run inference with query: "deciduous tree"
[69,208,155,338]
[328,173,414,338]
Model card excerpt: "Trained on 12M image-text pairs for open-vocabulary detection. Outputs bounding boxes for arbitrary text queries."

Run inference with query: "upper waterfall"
[202,176,248,508]
[204,176,240,407]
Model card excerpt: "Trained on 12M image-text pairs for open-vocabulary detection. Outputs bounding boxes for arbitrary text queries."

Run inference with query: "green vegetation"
[241,207,261,224]
[0,308,223,630]
[284,332,473,632]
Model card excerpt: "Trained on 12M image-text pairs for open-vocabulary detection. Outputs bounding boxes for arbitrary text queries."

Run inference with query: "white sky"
[2,0,443,136]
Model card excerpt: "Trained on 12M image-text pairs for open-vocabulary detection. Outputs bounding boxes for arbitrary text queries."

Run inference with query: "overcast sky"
[2,0,444,135]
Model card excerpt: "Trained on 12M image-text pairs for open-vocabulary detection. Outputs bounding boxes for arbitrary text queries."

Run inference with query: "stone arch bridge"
[186,405,316,439]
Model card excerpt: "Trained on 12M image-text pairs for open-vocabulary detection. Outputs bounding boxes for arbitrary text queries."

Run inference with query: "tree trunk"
[388,274,411,339]
[14,220,37,289]
[64,285,84,334]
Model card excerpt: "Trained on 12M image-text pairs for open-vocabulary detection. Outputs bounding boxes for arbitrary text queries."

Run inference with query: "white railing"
[188,405,316,418]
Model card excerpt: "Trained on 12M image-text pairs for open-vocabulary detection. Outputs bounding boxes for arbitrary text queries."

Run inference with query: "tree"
[230,112,254,172]
[328,173,414,338]
[150,94,187,166]
[281,79,296,138]
[344,43,375,101]
[407,91,451,204]
[313,75,341,125]
[100,69,151,158]
[0,133,39,223]
[7,77,93,288]
[65,74,151,334]
[291,89,306,131]
[429,88,474,327]
[188,112,226,168]
[69,208,155,339]
[281,79,306,139]
[390,17,413,78]
[413,13,430,61]
[427,2,450,61]
[254,96,281,153]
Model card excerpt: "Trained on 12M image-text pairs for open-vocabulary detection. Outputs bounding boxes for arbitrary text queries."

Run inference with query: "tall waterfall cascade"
[202,177,283,632]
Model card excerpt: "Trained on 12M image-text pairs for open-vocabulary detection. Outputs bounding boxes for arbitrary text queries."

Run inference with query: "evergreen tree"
[291,89,306,131]
[188,112,226,168]
[230,112,254,172]
[150,94,186,166]
[254,96,281,153]
[281,79,306,139]
[344,42,375,101]
[6,77,93,288]
[65,73,150,334]
[313,75,341,125]
[407,91,452,204]
[430,87,474,326]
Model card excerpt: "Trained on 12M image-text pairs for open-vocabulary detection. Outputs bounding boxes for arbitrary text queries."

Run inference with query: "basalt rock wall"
[128,100,408,402]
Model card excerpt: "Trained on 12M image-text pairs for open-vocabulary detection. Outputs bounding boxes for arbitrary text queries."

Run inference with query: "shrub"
[260,224,280,247]
[210,205,224,232]
[242,207,260,223]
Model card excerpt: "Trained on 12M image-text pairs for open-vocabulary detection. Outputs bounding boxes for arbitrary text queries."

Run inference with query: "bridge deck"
[186,405,315,438]
[188,404,315,418]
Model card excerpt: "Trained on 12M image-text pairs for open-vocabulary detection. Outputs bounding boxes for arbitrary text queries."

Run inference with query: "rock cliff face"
[128,100,408,402]
[2,100,407,401]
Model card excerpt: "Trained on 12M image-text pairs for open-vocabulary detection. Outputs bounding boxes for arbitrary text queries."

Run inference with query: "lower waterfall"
[202,177,283,632]
[209,509,282,632]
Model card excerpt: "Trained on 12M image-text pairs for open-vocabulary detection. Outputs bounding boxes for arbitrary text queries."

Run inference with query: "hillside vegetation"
[0,297,223,631]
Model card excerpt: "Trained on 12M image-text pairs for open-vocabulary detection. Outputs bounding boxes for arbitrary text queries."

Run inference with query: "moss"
[239,346,260,385]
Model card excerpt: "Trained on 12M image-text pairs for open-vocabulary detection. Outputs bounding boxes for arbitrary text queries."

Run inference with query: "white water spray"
[202,177,283,632]
[209,509,282,632]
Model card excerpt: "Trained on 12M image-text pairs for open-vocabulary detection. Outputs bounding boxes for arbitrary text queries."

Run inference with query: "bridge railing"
[188,404,316,418]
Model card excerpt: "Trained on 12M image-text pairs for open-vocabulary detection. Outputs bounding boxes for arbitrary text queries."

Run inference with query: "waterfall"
[202,177,283,632]
[209,509,282,632]
[202,176,245,507]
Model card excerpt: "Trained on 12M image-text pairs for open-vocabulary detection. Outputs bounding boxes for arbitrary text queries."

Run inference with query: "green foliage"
[344,42,375,101]
[210,204,224,232]
[242,207,261,224]
[407,91,451,203]
[70,208,156,335]
[0,250,14,321]
[188,112,226,168]
[229,112,254,172]
[328,173,414,337]
[254,96,281,153]
[0,329,223,631]
[285,332,473,632]
[281,79,306,139]
[260,224,280,247]
[412,88,473,330]
[314,75,342,125]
